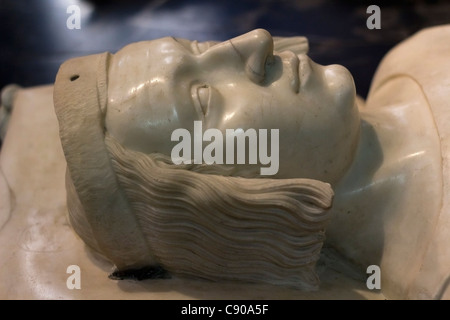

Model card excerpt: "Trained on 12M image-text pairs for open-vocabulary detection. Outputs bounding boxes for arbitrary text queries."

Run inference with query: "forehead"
[107,37,193,104]
[113,37,193,61]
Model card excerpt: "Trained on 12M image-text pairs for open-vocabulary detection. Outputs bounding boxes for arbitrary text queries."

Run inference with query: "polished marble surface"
[2,1,450,300]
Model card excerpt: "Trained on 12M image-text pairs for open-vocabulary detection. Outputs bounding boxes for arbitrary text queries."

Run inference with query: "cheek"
[105,99,193,155]
[215,85,298,130]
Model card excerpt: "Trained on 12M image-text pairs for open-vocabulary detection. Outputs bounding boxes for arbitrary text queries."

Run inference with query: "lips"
[289,54,300,94]
[279,51,313,94]
[297,54,311,91]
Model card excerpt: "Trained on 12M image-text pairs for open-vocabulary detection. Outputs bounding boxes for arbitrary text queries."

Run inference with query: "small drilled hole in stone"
[70,75,80,81]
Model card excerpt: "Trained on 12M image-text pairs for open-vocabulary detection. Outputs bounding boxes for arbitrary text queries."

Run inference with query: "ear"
[273,36,309,55]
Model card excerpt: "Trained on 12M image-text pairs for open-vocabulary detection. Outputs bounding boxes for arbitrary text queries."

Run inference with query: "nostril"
[265,54,275,66]
[246,57,269,83]
[70,75,80,81]
[245,50,274,84]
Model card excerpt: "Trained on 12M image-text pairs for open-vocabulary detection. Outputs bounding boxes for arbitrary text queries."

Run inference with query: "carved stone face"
[105,29,360,184]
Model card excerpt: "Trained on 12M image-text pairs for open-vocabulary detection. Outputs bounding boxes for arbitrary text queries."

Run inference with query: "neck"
[324,76,442,298]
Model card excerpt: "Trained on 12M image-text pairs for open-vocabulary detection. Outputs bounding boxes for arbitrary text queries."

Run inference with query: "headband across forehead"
[53,52,155,270]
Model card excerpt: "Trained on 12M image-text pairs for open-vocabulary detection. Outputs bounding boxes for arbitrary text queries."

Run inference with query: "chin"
[326,64,356,106]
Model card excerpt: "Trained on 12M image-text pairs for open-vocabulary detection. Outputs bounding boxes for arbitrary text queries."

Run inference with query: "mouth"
[278,52,313,94]
[297,54,311,91]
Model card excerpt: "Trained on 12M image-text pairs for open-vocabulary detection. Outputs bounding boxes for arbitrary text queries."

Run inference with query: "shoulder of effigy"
[369,24,450,95]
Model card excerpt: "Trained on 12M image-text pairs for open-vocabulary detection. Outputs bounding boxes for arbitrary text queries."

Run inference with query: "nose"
[203,29,274,84]
[230,29,274,83]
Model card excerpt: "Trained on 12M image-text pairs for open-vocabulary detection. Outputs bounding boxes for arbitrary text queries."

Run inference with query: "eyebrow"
[171,37,199,55]
[171,37,219,56]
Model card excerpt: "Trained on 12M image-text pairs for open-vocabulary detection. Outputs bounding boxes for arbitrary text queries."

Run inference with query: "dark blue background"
[2,0,450,98]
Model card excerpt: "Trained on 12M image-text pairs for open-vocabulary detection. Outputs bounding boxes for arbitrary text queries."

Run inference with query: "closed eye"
[191,84,211,117]
[190,41,202,55]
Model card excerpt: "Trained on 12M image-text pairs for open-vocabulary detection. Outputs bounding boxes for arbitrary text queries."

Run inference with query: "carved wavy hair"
[100,135,334,290]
